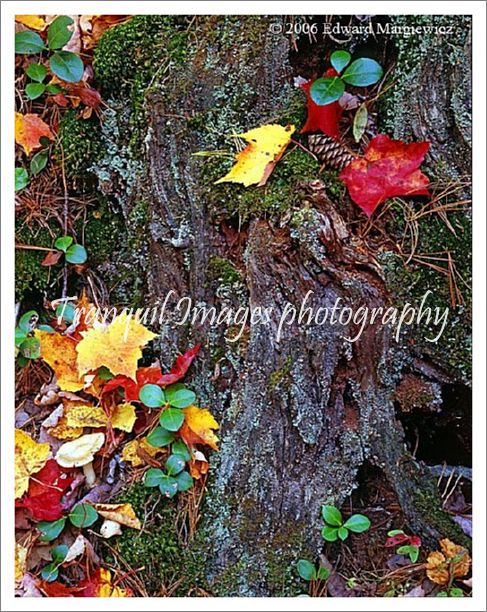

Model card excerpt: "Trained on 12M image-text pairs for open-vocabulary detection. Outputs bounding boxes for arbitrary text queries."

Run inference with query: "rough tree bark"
[91,15,471,595]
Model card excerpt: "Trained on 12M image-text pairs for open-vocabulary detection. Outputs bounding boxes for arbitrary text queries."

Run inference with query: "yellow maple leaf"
[15,429,50,498]
[35,330,84,392]
[181,406,219,450]
[15,112,54,156]
[76,313,156,380]
[111,403,136,432]
[92,503,141,530]
[121,437,163,467]
[215,124,295,187]
[16,15,46,30]
[49,415,84,441]
[96,568,131,597]
[65,401,107,428]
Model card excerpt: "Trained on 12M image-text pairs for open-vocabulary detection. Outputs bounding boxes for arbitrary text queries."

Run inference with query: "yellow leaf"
[92,503,141,530]
[215,124,295,187]
[111,403,136,432]
[65,401,107,428]
[15,429,50,498]
[76,313,156,380]
[15,112,54,156]
[121,437,163,467]
[35,330,84,392]
[426,539,471,585]
[181,406,219,450]
[49,416,84,441]
[16,15,46,30]
[15,543,28,584]
[96,568,131,597]
[55,432,104,468]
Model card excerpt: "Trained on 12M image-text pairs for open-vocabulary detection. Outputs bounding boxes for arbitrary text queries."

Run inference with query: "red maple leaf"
[101,345,201,402]
[339,134,430,216]
[300,69,343,140]
[15,459,73,521]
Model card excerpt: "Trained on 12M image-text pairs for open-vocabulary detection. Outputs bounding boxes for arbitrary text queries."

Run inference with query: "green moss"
[15,223,53,300]
[268,356,293,390]
[56,110,104,180]
[206,256,241,285]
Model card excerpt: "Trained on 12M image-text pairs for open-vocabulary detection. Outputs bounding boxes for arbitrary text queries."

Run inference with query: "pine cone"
[308,134,356,170]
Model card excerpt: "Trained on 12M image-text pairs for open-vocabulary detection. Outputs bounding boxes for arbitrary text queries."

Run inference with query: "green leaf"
[19,310,38,333]
[409,546,419,563]
[41,562,59,582]
[15,167,29,191]
[139,383,165,408]
[171,439,191,461]
[25,82,46,100]
[144,467,165,488]
[353,103,368,143]
[17,354,29,368]
[26,63,47,82]
[15,327,28,347]
[20,336,41,360]
[317,566,331,581]
[47,16,74,49]
[46,84,63,94]
[51,544,68,564]
[449,588,464,597]
[158,475,178,498]
[321,525,339,542]
[436,591,448,597]
[97,366,113,381]
[297,559,316,581]
[175,470,193,492]
[338,526,349,541]
[164,383,196,408]
[330,50,351,74]
[30,150,49,175]
[343,513,371,533]
[15,31,45,54]
[65,243,88,264]
[54,235,73,252]
[159,407,185,432]
[69,503,98,528]
[310,76,345,106]
[387,529,405,536]
[38,518,66,542]
[49,51,84,83]
[342,57,383,87]
[166,454,186,476]
[146,426,174,448]
[37,324,55,332]
[321,505,342,527]
[55,302,76,323]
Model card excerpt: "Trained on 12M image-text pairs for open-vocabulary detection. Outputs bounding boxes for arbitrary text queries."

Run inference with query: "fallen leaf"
[65,401,107,428]
[121,437,163,467]
[80,15,132,50]
[111,403,136,432]
[64,534,86,563]
[55,432,105,468]
[35,330,84,392]
[15,544,28,584]
[76,313,156,380]
[189,449,209,479]
[300,70,343,139]
[41,250,63,267]
[180,406,219,450]
[15,429,50,498]
[15,113,54,156]
[92,503,141,529]
[38,580,75,597]
[215,124,295,187]
[339,134,430,216]
[426,539,471,585]
[16,15,46,30]
[79,567,132,597]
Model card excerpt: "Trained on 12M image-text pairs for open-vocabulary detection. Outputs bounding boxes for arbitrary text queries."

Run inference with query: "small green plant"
[321,505,371,542]
[437,587,465,597]
[37,503,99,542]
[296,559,331,583]
[385,529,422,563]
[310,50,383,106]
[15,310,45,365]
[40,544,68,582]
[54,235,88,264]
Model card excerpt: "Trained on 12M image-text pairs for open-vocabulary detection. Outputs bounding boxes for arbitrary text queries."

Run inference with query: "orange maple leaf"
[15,112,54,156]
[35,330,84,391]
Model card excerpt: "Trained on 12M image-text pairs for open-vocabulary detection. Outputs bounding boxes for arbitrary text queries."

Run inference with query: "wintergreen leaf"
[321,525,339,542]
[18,310,38,333]
[41,562,59,582]
[310,76,345,106]
[342,58,383,87]
[47,16,74,50]
[166,454,186,476]
[387,529,405,536]
[159,407,184,431]
[171,439,191,461]
[317,566,331,581]
[25,82,46,100]
[15,31,45,54]
[30,150,49,175]
[338,526,349,541]
[158,475,178,498]
[15,167,29,191]
[55,302,76,323]
[38,517,66,542]
[20,337,41,360]
[297,559,316,581]
[51,544,68,564]
[49,51,83,83]
[139,383,165,408]
[54,235,73,252]
[330,50,351,73]
[321,505,342,527]
[343,513,371,533]
[15,327,28,347]
[26,63,47,82]
[146,426,174,448]
[175,470,193,492]
[164,383,196,408]
[353,103,368,143]
[46,84,63,94]
[144,467,165,488]
[449,588,465,597]
[65,244,87,264]
[69,503,98,528]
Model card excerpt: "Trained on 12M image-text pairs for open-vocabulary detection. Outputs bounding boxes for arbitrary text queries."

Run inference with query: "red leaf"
[339,134,430,216]
[409,535,422,548]
[41,250,63,267]
[70,84,102,108]
[300,69,343,140]
[15,459,73,521]
[38,580,76,597]
[102,345,201,401]
[385,533,409,548]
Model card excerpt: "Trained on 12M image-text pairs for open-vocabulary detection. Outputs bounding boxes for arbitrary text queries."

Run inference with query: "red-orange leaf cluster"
[339,134,430,216]
[300,69,343,140]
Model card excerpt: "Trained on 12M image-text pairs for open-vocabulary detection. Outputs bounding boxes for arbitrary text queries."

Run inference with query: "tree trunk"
[91,15,471,595]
